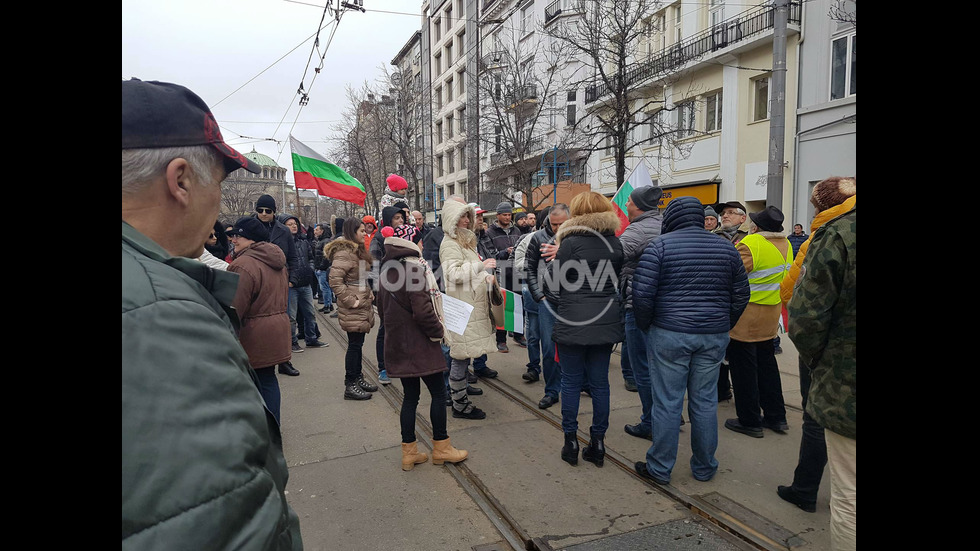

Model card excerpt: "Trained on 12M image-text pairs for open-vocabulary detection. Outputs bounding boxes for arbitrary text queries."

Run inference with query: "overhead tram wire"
[275,3,349,164]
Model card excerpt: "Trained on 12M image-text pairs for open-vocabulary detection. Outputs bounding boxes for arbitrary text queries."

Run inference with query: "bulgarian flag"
[611,160,654,236]
[289,135,366,206]
[494,289,524,333]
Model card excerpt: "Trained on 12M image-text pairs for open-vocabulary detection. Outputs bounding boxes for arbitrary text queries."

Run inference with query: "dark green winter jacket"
[122,221,302,550]
[787,206,856,439]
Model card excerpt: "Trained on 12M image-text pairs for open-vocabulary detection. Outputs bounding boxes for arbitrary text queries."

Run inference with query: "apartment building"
[791,0,856,229]
[582,0,802,218]
[391,30,429,212]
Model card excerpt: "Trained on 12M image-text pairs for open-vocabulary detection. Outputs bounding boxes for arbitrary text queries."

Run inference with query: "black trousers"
[789,357,828,501]
[345,331,365,386]
[375,320,385,372]
[727,338,787,428]
[400,372,448,442]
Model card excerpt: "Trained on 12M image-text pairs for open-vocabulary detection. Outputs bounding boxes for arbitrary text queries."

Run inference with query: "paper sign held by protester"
[441,293,474,335]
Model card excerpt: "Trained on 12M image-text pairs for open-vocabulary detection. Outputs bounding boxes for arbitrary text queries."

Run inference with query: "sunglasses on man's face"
[256,207,274,214]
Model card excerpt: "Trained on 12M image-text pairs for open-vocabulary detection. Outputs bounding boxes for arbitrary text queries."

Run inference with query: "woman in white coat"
[439,199,496,420]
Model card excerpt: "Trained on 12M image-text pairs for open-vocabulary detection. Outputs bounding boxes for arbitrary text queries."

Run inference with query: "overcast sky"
[122,0,426,184]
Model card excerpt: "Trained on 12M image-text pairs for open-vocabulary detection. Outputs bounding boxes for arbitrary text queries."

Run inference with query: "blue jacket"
[633,196,750,333]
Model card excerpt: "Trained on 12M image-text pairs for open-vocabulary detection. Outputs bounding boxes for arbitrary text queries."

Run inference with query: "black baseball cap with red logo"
[122,78,260,175]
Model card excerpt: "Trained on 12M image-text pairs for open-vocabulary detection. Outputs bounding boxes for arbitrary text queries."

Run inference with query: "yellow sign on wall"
[658,183,720,209]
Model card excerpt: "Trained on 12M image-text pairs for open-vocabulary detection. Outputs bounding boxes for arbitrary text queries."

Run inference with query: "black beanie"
[256,194,277,211]
[630,186,663,211]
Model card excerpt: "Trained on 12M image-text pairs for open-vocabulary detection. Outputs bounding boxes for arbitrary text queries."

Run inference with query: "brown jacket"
[324,239,375,333]
[730,230,791,343]
[228,241,291,369]
[376,236,447,378]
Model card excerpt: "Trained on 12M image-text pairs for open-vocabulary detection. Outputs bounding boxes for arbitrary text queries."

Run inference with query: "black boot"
[582,432,605,468]
[561,432,579,466]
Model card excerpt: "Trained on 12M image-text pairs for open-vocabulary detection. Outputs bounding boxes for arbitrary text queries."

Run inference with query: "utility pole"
[766,0,789,207]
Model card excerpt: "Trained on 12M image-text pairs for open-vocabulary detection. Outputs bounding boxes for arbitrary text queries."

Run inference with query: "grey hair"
[122,145,222,197]
[550,203,570,216]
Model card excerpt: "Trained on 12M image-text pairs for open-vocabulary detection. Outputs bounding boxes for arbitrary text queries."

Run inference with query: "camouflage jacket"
[787,205,856,439]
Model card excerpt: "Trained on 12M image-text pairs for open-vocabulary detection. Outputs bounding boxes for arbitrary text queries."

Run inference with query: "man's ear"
[165,158,193,207]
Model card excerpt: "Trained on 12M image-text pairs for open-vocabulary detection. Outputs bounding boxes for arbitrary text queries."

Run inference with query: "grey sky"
[122,0,424,184]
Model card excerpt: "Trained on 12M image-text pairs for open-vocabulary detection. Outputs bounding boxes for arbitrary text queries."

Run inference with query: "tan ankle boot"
[401,441,429,471]
[431,437,468,465]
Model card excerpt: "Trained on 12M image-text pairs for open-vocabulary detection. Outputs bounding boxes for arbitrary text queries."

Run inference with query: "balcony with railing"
[544,0,582,26]
[585,2,801,104]
[489,135,545,167]
[506,84,538,109]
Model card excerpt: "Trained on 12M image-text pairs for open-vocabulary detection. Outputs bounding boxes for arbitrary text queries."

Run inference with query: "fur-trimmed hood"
[323,238,362,261]
[554,210,621,247]
[441,199,477,249]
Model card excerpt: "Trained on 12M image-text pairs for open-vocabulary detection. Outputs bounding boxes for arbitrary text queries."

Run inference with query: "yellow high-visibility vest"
[740,233,793,305]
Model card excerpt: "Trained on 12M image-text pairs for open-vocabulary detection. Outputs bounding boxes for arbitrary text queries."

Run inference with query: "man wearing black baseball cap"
[122,78,303,549]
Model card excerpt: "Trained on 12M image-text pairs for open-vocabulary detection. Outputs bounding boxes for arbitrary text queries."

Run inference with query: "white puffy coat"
[439,200,497,360]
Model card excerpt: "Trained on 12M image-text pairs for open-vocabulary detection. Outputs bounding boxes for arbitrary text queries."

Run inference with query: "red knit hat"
[386,173,408,191]
[380,226,395,238]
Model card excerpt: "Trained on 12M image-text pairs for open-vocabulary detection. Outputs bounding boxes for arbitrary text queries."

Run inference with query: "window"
[494,125,502,152]
[436,154,444,176]
[434,53,441,75]
[458,107,466,132]
[435,120,443,144]
[604,136,613,156]
[448,149,455,173]
[446,114,454,138]
[446,78,453,102]
[753,76,770,122]
[705,91,722,132]
[459,145,466,169]
[548,93,557,128]
[831,33,856,100]
[446,43,453,66]
[434,19,441,42]
[458,70,465,95]
[434,85,442,110]
[522,4,534,35]
[494,74,502,101]
[673,3,682,44]
[566,89,577,127]
[648,110,665,146]
[709,0,726,28]
[676,100,695,138]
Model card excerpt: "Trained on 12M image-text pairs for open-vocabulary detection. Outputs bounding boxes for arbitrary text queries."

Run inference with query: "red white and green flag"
[289,135,366,206]
[611,160,654,236]
[494,289,524,333]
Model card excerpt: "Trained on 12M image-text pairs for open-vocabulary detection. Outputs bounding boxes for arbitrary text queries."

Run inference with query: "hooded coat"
[228,241,291,369]
[253,213,301,287]
[279,214,315,287]
[439,200,496,360]
[376,236,447,378]
[780,195,856,305]
[546,210,625,346]
[324,239,376,333]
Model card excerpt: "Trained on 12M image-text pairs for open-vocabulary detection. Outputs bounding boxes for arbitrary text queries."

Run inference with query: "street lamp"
[539,145,572,204]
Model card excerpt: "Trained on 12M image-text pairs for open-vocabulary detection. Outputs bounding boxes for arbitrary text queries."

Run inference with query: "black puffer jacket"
[632,196,749,334]
[280,214,315,288]
[545,210,625,346]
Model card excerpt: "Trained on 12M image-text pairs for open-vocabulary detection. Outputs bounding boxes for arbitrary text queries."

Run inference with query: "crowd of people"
[123,78,855,550]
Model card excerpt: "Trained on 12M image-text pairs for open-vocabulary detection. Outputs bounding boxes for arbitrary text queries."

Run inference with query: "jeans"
[315,269,333,306]
[788,357,827,502]
[557,342,612,436]
[522,287,541,373]
[537,299,562,398]
[253,365,281,425]
[345,332,365,386]
[620,338,634,383]
[376,319,385,373]
[727,339,787,428]
[644,326,729,482]
[624,310,652,431]
[401,373,448,442]
[288,285,317,344]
